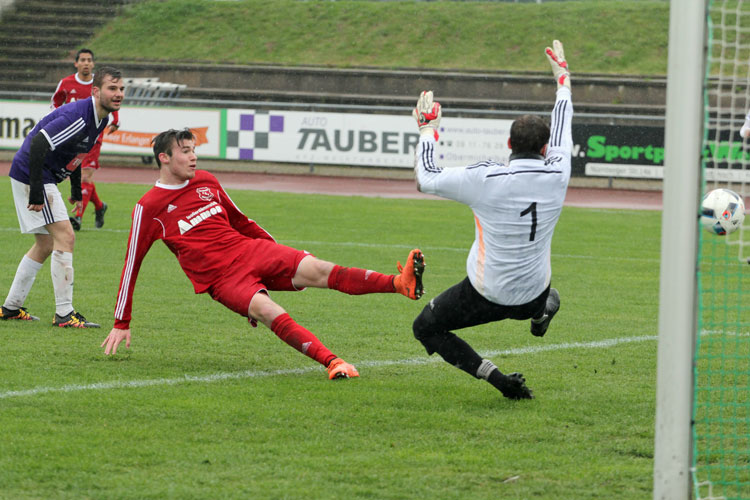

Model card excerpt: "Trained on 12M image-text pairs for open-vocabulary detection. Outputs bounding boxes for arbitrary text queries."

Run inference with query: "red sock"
[271,313,337,367]
[327,265,395,295]
[89,182,103,211]
[78,182,94,217]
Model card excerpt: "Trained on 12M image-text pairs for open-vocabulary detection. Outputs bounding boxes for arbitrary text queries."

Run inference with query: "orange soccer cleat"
[327,357,360,380]
[394,249,425,300]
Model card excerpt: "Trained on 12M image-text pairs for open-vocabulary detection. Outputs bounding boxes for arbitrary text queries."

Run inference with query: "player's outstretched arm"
[101,327,131,355]
[545,39,570,90]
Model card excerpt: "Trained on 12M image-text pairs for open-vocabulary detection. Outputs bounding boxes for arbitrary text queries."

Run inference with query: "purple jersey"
[9,97,110,185]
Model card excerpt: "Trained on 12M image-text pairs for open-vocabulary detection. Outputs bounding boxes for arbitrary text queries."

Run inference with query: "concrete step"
[0,46,69,60]
[12,0,122,15]
[0,34,70,48]
[0,68,50,82]
[1,23,96,37]
[0,58,671,109]
[2,11,112,25]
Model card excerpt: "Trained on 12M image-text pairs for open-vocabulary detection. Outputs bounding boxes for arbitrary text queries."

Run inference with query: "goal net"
[693,1,750,498]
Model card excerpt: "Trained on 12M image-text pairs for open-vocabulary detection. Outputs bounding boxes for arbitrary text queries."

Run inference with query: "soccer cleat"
[53,310,100,328]
[530,288,560,337]
[327,357,360,380]
[394,249,425,300]
[0,306,39,321]
[95,202,108,228]
[69,216,81,231]
[498,372,534,400]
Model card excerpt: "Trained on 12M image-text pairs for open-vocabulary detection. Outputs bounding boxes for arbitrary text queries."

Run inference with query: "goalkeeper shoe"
[0,306,39,321]
[530,288,560,337]
[497,372,534,400]
[394,249,425,300]
[53,310,100,328]
[95,202,108,228]
[327,357,360,380]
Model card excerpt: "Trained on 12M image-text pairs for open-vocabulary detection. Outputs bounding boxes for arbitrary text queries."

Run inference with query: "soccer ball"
[700,188,745,235]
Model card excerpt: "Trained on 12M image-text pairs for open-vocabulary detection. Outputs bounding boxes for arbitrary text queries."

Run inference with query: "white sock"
[51,250,74,317]
[3,255,43,310]
[476,359,499,380]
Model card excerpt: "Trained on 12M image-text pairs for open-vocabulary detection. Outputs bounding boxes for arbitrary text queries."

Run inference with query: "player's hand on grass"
[545,40,570,90]
[413,90,442,140]
[102,327,131,355]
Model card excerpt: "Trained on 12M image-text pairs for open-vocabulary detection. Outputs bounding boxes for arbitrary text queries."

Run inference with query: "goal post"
[654,1,708,499]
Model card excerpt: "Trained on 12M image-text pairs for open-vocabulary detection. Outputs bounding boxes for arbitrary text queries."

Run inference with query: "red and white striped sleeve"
[113,202,160,329]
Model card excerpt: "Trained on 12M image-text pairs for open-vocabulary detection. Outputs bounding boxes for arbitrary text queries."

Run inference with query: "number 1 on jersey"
[520,202,537,241]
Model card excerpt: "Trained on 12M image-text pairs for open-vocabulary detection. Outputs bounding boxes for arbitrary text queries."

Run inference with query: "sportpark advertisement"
[1,100,746,179]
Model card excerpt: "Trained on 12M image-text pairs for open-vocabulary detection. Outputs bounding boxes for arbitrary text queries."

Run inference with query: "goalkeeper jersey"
[415,87,573,306]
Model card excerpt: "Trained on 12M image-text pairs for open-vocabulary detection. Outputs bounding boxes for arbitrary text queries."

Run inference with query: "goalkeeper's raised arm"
[545,40,574,167]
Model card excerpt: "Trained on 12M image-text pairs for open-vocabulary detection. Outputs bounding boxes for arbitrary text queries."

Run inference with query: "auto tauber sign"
[3,99,746,180]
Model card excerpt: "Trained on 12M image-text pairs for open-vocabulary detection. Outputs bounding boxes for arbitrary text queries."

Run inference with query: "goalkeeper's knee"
[413,306,445,355]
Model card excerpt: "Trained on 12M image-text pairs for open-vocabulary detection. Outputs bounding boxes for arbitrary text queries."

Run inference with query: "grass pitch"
[0,178,660,499]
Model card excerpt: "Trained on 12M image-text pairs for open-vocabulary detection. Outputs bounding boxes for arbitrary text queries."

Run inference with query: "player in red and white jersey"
[101,128,426,380]
[409,41,574,400]
[51,48,120,230]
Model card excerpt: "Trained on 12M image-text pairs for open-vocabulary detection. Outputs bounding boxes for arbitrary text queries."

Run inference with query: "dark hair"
[93,66,122,88]
[75,48,94,61]
[509,114,550,155]
[151,128,196,167]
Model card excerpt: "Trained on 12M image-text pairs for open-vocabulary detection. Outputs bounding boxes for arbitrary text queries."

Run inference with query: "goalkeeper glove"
[545,40,570,90]
[413,90,442,140]
[741,111,750,139]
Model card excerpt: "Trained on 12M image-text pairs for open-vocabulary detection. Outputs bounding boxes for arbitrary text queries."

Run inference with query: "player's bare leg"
[45,220,99,328]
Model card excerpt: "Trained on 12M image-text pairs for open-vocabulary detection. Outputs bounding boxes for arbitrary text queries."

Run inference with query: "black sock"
[433,332,483,377]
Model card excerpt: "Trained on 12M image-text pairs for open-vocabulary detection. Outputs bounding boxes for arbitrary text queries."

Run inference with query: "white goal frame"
[653,1,708,499]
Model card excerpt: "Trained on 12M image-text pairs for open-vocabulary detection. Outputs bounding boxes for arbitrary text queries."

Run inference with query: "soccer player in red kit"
[51,48,120,230]
[101,128,426,379]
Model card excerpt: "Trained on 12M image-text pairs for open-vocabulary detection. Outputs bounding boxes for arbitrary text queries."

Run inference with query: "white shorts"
[10,178,69,234]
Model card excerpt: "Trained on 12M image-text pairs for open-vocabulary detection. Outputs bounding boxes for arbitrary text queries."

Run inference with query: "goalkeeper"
[409,40,573,400]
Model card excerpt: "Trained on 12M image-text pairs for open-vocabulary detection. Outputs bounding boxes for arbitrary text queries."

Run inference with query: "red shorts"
[207,239,312,317]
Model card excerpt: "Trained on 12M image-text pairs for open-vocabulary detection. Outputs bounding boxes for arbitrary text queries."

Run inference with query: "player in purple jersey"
[1,67,124,328]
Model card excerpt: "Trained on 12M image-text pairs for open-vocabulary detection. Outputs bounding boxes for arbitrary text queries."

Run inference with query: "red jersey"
[51,73,120,126]
[114,170,274,329]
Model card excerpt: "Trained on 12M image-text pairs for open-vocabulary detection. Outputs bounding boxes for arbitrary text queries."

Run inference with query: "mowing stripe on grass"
[0,335,657,400]
[0,227,661,262]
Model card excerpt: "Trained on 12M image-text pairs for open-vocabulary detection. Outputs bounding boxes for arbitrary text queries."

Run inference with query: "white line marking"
[0,335,657,400]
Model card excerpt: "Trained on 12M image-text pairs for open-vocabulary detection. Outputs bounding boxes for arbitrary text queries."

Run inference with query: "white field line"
[0,335,658,400]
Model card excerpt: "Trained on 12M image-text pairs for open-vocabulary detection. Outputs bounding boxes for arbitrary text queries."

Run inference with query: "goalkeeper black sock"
[432,332,483,376]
